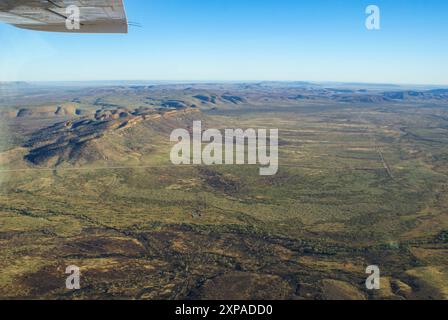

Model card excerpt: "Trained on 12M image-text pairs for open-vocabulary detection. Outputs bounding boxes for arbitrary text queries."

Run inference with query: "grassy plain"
[0,85,447,299]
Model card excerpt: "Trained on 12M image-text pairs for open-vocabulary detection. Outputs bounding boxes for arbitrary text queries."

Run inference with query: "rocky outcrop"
[23,107,200,166]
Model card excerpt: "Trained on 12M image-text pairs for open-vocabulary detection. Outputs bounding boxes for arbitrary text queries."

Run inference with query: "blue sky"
[0,0,447,84]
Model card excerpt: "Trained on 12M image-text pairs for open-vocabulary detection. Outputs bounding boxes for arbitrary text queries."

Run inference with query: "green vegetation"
[0,83,447,299]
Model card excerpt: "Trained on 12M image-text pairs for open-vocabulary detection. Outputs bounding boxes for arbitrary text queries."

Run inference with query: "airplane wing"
[0,0,128,33]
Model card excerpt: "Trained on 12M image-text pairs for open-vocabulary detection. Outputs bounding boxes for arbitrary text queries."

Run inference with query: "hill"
[23,107,200,166]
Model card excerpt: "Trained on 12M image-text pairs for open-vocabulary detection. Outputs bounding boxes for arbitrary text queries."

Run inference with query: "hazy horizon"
[2,79,448,88]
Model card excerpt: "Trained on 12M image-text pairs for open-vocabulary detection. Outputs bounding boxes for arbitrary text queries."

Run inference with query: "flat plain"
[0,82,447,299]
